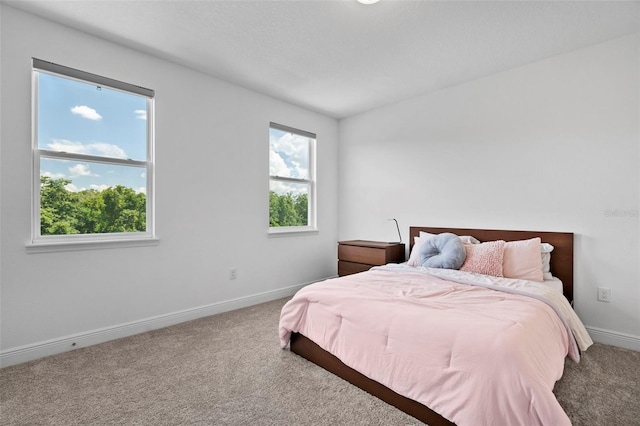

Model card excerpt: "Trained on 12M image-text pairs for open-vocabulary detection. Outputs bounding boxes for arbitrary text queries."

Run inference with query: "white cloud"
[90,184,111,192]
[71,105,102,120]
[48,139,128,159]
[48,139,84,154]
[269,149,290,177]
[88,142,128,159]
[134,109,147,120]
[69,164,96,178]
[64,183,80,192]
[135,187,146,194]
[42,171,66,179]
[269,132,309,179]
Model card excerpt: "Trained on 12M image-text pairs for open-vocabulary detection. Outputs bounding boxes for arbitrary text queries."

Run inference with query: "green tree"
[269,191,281,227]
[39,177,146,235]
[75,189,104,234]
[100,185,146,233]
[293,193,308,226]
[269,191,308,227]
[40,176,80,235]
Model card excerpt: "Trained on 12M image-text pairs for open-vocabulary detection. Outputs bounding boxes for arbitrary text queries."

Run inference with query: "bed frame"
[290,226,574,425]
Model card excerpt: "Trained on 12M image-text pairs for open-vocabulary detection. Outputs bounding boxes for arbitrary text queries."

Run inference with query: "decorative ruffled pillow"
[460,240,505,277]
[418,233,467,270]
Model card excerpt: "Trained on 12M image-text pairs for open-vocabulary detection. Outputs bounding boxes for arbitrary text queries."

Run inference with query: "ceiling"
[4,0,639,119]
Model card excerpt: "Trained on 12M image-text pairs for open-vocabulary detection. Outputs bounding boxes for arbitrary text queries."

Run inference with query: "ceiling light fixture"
[357,0,380,4]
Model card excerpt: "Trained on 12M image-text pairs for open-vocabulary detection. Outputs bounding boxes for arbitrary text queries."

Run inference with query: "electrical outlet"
[597,287,611,302]
[229,268,237,280]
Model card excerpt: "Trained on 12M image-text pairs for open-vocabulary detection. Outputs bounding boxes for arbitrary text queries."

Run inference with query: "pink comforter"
[279,266,592,426]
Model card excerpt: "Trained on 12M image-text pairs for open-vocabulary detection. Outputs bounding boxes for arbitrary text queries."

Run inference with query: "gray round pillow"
[418,233,467,269]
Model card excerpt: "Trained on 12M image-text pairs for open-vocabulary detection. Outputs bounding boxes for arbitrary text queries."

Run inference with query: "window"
[269,122,316,234]
[31,59,155,247]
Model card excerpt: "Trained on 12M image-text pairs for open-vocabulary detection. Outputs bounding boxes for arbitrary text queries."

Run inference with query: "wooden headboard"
[409,227,574,303]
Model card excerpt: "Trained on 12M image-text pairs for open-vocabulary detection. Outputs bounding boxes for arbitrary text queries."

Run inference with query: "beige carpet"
[1,298,639,425]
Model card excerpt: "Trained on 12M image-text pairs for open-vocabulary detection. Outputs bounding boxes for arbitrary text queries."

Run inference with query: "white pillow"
[541,243,554,253]
[459,235,481,245]
[541,243,554,280]
[407,236,427,267]
[420,231,480,244]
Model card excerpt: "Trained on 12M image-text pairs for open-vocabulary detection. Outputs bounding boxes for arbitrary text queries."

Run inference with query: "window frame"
[268,122,317,236]
[29,59,156,251]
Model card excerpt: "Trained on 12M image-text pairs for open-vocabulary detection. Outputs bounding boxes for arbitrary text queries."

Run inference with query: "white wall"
[0,5,339,365]
[339,34,640,350]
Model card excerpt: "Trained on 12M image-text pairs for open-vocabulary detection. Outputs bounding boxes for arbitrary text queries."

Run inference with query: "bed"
[279,226,593,425]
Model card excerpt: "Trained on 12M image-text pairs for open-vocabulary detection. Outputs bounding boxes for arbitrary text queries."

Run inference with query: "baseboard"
[586,326,640,352]
[0,279,322,368]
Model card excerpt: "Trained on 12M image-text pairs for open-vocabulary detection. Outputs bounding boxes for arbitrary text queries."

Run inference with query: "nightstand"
[337,240,405,277]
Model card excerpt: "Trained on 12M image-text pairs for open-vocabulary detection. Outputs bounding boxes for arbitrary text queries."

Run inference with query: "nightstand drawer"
[338,260,372,276]
[338,244,389,265]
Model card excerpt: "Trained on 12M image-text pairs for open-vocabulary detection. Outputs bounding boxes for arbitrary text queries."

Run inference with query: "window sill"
[268,227,319,238]
[26,237,160,254]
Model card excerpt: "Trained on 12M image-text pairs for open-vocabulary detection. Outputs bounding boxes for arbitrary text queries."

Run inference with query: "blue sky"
[38,72,148,193]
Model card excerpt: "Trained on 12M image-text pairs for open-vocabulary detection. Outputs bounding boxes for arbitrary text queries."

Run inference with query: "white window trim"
[26,237,160,254]
[29,59,156,251]
[268,122,317,235]
[268,226,319,237]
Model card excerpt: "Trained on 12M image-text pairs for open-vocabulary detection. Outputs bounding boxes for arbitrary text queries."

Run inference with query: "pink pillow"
[503,237,544,282]
[460,240,505,277]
